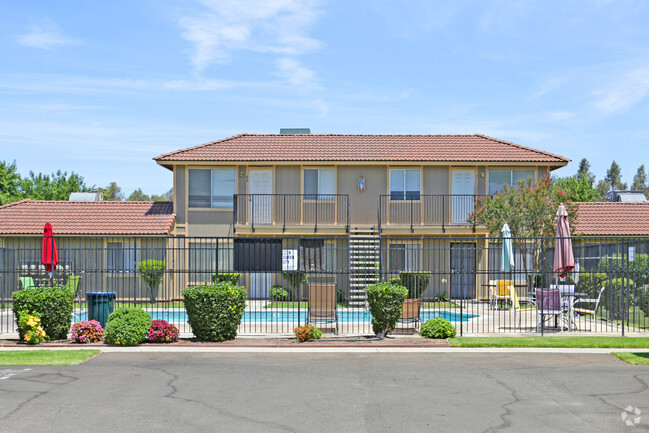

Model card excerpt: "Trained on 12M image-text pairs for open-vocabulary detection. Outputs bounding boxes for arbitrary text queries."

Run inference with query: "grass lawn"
[449,336,649,348]
[422,302,461,309]
[599,307,649,330]
[0,350,101,365]
[611,352,649,365]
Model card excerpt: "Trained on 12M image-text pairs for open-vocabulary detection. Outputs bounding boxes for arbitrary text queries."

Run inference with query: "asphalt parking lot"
[0,352,648,432]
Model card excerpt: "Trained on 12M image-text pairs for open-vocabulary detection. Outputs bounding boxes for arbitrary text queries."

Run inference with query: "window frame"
[388,241,421,272]
[389,168,421,201]
[302,167,336,201]
[106,240,138,274]
[487,168,536,195]
[187,167,237,210]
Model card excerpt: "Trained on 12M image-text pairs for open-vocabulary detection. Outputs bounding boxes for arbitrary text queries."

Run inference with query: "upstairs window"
[488,169,535,195]
[390,169,420,200]
[303,168,335,200]
[188,168,236,208]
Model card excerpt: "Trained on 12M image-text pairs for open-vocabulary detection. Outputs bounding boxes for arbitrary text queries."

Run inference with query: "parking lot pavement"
[0,352,648,432]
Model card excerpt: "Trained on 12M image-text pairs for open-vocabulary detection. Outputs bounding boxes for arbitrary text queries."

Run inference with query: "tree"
[137,260,166,303]
[102,182,124,201]
[0,160,24,205]
[596,179,611,200]
[555,176,599,202]
[150,188,173,202]
[605,161,627,190]
[127,188,150,201]
[468,174,578,273]
[21,170,89,201]
[576,158,595,183]
[631,165,649,199]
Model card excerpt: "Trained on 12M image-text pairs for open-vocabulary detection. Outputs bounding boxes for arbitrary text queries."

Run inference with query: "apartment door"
[450,242,476,299]
[248,169,273,224]
[451,170,475,224]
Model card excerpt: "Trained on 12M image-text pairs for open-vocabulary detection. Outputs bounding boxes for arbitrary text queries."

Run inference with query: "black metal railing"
[1,235,647,336]
[234,194,350,233]
[378,194,486,233]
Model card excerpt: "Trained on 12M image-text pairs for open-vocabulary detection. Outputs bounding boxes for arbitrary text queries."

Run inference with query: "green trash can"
[87,292,117,328]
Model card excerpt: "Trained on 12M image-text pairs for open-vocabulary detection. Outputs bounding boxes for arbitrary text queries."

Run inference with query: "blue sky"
[2,0,649,197]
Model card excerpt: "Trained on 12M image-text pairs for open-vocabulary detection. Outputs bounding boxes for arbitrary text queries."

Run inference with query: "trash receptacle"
[87,292,116,328]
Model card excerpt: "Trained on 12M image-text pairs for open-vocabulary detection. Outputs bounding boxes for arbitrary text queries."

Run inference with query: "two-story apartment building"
[154,131,569,303]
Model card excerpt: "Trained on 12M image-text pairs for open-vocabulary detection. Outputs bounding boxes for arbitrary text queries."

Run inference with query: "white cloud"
[275,58,319,91]
[17,19,79,50]
[179,0,322,71]
[592,66,649,114]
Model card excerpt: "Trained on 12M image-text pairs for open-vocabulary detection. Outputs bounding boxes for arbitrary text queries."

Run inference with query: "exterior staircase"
[348,226,380,307]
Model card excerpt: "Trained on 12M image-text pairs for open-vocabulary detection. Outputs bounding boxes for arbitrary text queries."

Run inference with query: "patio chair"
[306,283,338,334]
[396,298,422,332]
[573,287,606,332]
[553,284,576,330]
[19,277,35,290]
[489,280,513,309]
[63,275,82,304]
[536,287,564,332]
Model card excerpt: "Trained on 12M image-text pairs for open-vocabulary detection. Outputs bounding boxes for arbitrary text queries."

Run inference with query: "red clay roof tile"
[0,200,175,235]
[575,202,649,236]
[154,133,569,166]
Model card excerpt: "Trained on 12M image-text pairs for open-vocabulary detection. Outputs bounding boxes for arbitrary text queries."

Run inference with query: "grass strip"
[0,350,100,365]
[611,352,649,365]
[449,336,649,348]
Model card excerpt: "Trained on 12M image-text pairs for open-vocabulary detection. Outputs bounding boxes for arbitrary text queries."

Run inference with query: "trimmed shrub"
[211,273,241,285]
[336,289,347,304]
[434,293,449,303]
[269,285,290,302]
[398,272,430,299]
[603,278,635,320]
[70,320,104,343]
[637,285,649,317]
[576,273,608,297]
[13,286,75,340]
[104,308,152,346]
[18,311,46,344]
[281,271,308,290]
[294,324,322,342]
[147,319,179,343]
[598,254,649,287]
[420,317,456,339]
[366,282,408,338]
[183,282,247,342]
[137,259,166,303]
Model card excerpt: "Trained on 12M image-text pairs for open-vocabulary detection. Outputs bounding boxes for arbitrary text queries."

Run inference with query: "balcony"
[378,194,486,233]
[234,194,350,234]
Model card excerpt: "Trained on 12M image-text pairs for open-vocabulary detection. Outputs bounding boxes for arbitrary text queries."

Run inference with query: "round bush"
[366,282,408,338]
[269,286,289,302]
[104,308,152,346]
[13,286,75,340]
[183,282,247,342]
[70,320,104,343]
[147,319,179,343]
[420,317,456,339]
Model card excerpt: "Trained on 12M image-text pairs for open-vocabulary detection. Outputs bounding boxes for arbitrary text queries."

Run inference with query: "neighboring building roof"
[0,200,175,235]
[607,190,647,202]
[154,133,569,168]
[575,202,649,236]
[68,191,104,201]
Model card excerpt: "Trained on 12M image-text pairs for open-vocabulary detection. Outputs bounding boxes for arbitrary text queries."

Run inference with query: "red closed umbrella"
[42,222,59,274]
[553,205,574,278]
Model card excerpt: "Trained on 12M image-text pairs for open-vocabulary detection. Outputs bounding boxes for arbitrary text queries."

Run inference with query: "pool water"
[76,309,476,323]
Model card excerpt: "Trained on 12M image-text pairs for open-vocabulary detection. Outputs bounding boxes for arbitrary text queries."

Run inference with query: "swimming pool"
[76,309,476,323]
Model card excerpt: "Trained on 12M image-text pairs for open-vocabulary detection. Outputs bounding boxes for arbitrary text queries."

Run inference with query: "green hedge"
[104,308,152,346]
[211,273,241,285]
[13,286,75,340]
[366,282,408,338]
[420,317,456,339]
[183,282,247,342]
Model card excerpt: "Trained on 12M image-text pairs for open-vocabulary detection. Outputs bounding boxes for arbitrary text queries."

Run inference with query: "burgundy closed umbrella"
[42,222,59,286]
[553,205,574,278]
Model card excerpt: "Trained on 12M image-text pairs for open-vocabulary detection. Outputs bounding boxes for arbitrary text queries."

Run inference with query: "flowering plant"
[70,320,104,343]
[18,311,46,344]
[147,319,179,343]
[293,324,322,342]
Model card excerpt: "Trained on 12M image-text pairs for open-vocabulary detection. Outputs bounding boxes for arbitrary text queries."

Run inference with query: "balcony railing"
[234,194,350,233]
[378,194,486,233]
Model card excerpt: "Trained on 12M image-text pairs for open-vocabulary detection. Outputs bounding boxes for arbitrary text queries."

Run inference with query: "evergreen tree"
[596,179,611,201]
[631,165,649,199]
[576,158,595,183]
[102,182,124,201]
[605,161,627,190]
[127,188,150,201]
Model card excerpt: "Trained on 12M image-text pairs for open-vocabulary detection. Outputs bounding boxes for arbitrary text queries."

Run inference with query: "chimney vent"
[280,128,310,134]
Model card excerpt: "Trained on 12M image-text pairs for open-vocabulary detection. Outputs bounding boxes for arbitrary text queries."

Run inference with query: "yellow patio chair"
[489,280,515,309]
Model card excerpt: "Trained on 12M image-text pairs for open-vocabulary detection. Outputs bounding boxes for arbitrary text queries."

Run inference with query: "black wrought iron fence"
[0,235,647,336]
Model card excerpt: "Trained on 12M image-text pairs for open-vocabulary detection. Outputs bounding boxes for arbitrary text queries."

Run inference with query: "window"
[188,168,236,208]
[389,243,420,271]
[189,241,217,283]
[390,169,420,200]
[107,241,137,273]
[303,168,335,199]
[488,169,535,195]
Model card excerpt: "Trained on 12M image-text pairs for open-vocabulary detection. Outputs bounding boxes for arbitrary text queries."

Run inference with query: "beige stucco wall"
[186,212,233,237]
[175,165,186,225]
[423,166,449,195]
[275,166,300,194]
[337,165,387,225]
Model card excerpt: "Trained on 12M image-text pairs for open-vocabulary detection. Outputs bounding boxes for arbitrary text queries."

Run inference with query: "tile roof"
[0,200,175,235]
[575,202,649,236]
[154,133,569,167]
